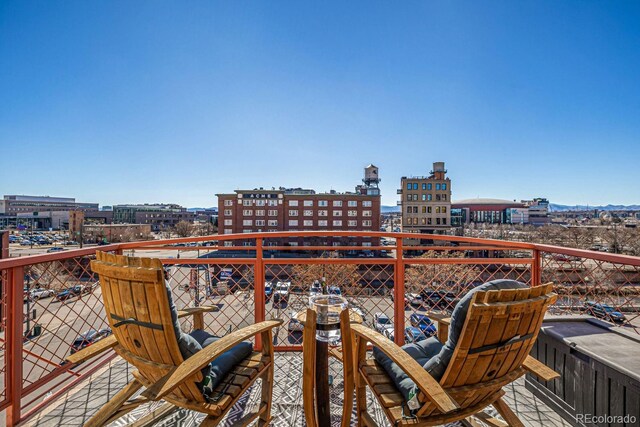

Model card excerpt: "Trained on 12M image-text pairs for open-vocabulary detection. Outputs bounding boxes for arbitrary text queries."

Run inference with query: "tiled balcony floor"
[25,353,571,427]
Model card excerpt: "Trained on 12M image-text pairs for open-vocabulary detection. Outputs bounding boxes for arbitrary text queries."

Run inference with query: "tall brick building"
[216,167,381,246]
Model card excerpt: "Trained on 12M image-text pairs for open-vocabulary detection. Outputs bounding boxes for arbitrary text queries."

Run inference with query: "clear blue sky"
[1,1,639,207]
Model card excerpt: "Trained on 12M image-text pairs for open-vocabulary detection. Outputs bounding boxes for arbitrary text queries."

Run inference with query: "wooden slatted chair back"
[91,251,205,402]
[420,283,557,416]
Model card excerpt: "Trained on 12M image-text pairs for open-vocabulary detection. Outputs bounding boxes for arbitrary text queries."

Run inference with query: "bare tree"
[174,221,195,238]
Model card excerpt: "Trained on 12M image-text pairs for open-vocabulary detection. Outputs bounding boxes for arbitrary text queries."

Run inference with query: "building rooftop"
[453,197,524,206]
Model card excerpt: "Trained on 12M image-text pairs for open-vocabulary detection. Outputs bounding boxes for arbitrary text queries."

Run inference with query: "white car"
[374,312,393,334]
[30,288,54,300]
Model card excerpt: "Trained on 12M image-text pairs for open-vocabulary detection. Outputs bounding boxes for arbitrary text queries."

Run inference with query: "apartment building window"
[421,218,426,225]
[363,210,372,217]
[442,218,447,224]
[442,207,447,213]
[436,184,441,191]
[268,210,278,216]
[427,194,432,201]
[348,220,357,227]
[224,219,232,226]
[303,220,313,226]
[255,210,265,216]
[288,220,298,227]
[421,183,426,190]
[333,220,342,226]
[436,218,441,225]
[289,200,299,206]
[363,200,372,207]
[427,218,432,225]
[406,206,412,214]
[421,194,426,201]
[442,195,447,201]
[224,229,233,234]
[413,183,418,190]
[243,209,252,216]
[224,209,232,216]
[333,210,342,216]
[289,210,298,216]
[318,220,328,227]
[427,183,432,190]
[268,200,278,206]
[413,194,419,201]
[268,220,278,226]
[406,183,412,190]
[428,206,432,213]
[348,210,357,217]
[422,206,427,213]
[304,200,313,206]
[303,210,313,216]
[362,220,372,227]
[319,200,328,207]
[348,200,357,207]
[243,229,253,233]
[436,207,441,213]
[242,219,252,226]
[318,210,328,216]
[436,194,441,201]
[406,194,412,202]
[442,183,447,190]
[256,200,266,206]
[256,220,265,226]
[243,200,252,206]
[333,200,342,207]
[224,200,233,206]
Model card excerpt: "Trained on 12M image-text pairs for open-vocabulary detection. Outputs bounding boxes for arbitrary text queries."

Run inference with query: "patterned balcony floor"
[25,353,570,427]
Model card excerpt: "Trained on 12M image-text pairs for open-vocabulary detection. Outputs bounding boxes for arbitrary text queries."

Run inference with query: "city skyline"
[2,2,639,207]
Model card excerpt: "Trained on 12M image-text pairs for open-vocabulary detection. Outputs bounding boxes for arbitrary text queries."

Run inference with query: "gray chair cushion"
[165,281,203,359]
[374,279,527,402]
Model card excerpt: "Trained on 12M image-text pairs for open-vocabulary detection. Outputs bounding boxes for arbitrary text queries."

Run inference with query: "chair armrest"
[427,312,451,342]
[65,335,118,364]
[142,320,283,401]
[177,306,219,318]
[350,324,459,414]
[426,312,450,324]
[523,356,559,381]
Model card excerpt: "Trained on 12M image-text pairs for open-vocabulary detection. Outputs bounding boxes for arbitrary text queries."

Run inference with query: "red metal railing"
[0,231,639,426]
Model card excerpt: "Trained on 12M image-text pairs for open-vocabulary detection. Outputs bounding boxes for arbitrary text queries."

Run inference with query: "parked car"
[374,312,393,334]
[404,326,429,343]
[406,293,423,307]
[264,282,273,301]
[20,240,32,246]
[310,282,323,296]
[69,328,112,354]
[46,247,66,253]
[29,288,55,301]
[584,301,626,323]
[421,290,457,310]
[409,313,437,337]
[390,292,409,307]
[328,286,341,296]
[56,285,86,301]
[287,317,304,332]
[273,281,290,305]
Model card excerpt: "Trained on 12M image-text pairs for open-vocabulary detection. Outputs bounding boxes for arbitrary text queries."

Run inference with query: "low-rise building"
[112,204,195,231]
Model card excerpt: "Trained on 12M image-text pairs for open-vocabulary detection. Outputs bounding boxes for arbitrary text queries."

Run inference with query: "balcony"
[1,231,639,426]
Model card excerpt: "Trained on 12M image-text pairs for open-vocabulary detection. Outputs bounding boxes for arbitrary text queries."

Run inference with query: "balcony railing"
[0,231,639,426]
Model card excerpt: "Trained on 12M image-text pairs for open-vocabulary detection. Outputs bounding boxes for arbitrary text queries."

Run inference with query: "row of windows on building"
[220,239,374,247]
[223,199,373,207]
[405,217,448,225]
[405,182,448,191]
[226,209,374,217]
[405,193,448,201]
[224,219,373,227]
[406,206,448,214]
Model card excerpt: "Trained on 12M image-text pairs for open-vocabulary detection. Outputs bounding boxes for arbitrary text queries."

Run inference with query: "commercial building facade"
[0,195,99,230]
[398,162,452,234]
[112,204,195,231]
[216,167,382,246]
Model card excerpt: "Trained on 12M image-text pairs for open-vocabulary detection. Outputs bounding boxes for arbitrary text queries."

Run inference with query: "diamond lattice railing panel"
[167,263,256,338]
[403,260,533,315]
[264,262,395,347]
[21,255,109,389]
[541,252,640,332]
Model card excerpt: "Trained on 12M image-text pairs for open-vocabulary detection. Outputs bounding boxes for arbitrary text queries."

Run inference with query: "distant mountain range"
[549,204,640,212]
[187,207,217,212]
[381,205,401,213]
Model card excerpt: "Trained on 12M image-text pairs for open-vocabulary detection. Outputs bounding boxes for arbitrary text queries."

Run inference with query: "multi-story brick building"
[112,204,195,231]
[398,162,452,234]
[216,167,382,247]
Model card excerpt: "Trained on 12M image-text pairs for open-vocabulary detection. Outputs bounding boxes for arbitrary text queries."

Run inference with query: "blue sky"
[1,1,639,207]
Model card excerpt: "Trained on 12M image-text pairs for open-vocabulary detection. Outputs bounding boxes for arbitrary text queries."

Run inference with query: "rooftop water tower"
[430,162,447,179]
[362,164,380,196]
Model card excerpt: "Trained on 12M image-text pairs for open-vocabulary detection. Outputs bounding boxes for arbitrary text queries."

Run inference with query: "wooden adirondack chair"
[66,252,282,427]
[347,283,559,427]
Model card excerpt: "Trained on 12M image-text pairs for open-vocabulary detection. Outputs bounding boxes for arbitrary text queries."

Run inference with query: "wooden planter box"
[526,316,640,427]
